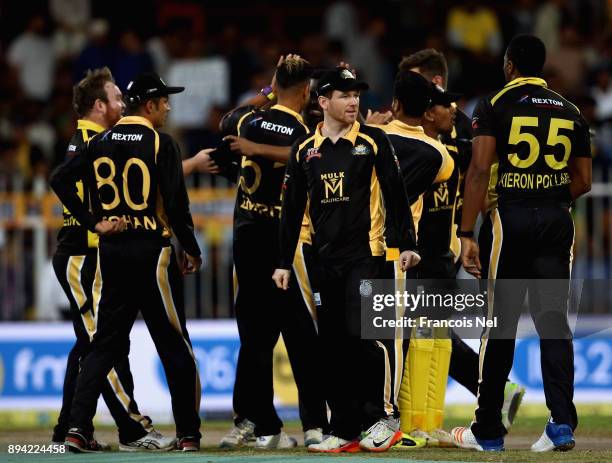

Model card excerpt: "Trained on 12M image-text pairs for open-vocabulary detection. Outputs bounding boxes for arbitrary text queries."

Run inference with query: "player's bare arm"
[223,135,291,163]
[568,156,592,200]
[460,134,496,278]
[182,148,220,175]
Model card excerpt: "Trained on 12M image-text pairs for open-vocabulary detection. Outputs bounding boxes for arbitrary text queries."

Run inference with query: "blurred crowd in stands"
[1,0,612,192]
[1,0,612,319]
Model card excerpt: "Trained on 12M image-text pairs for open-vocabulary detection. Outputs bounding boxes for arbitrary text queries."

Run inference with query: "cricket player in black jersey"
[401,50,526,433]
[51,67,170,451]
[217,56,327,449]
[50,72,202,453]
[452,35,592,452]
[368,71,453,448]
[274,67,420,453]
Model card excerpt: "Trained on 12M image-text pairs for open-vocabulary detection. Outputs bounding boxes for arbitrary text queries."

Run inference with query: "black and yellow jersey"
[442,108,472,226]
[221,104,309,230]
[375,120,454,252]
[279,121,416,268]
[419,140,459,258]
[472,77,591,206]
[50,116,200,257]
[56,119,104,255]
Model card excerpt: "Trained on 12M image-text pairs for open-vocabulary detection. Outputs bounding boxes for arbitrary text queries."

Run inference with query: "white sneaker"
[255,431,297,449]
[359,417,402,452]
[118,430,176,452]
[451,426,504,451]
[531,420,575,452]
[304,428,323,446]
[219,419,255,448]
[308,435,360,453]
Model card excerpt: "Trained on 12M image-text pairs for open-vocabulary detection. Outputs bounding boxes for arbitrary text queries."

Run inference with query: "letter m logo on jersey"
[324,177,343,199]
[433,182,449,208]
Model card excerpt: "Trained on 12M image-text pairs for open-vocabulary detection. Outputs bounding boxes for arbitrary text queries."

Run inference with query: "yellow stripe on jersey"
[380,120,453,183]
[434,144,454,183]
[490,77,547,106]
[154,130,160,163]
[297,134,316,159]
[358,133,379,155]
[369,170,385,256]
[410,195,424,239]
[237,110,255,134]
[77,119,105,134]
[271,104,309,132]
[116,116,154,130]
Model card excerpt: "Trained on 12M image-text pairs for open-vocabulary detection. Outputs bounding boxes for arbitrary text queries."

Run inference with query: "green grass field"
[1,408,611,463]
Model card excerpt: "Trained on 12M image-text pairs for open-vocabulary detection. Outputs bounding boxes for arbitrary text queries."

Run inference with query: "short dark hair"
[506,34,546,77]
[125,96,161,115]
[73,67,114,118]
[393,70,432,117]
[275,57,313,90]
[398,49,448,83]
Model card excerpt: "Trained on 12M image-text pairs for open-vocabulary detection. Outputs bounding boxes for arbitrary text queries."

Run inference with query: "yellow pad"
[399,334,434,432]
[426,336,452,431]
[399,325,452,433]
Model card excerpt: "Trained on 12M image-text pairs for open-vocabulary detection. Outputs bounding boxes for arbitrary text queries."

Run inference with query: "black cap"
[126,72,184,104]
[316,67,369,96]
[430,84,462,107]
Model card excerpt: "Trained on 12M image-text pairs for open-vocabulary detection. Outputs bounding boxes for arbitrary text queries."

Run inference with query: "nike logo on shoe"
[372,436,391,447]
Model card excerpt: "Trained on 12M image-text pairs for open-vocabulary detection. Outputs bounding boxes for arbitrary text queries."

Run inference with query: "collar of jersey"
[116,116,154,130]
[504,77,547,88]
[77,119,105,134]
[270,104,305,124]
[313,121,360,148]
[385,119,425,135]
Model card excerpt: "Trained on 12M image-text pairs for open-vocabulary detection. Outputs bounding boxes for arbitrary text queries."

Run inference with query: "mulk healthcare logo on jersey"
[321,171,348,204]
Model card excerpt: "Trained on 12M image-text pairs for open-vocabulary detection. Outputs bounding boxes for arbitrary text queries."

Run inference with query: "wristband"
[260,85,275,100]
[457,230,474,238]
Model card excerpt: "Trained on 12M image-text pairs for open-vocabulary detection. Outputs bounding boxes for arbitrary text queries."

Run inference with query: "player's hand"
[95,217,126,236]
[460,237,481,278]
[366,109,393,125]
[271,54,300,93]
[183,253,202,275]
[272,269,291,290]
[192,148,220,174]
[399,250,421,271]
[224,135,259,156]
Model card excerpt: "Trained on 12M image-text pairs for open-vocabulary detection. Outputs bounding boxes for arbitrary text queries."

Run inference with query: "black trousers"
[69,242,201,439]
[233,225,327,436]
[313,255,396,440]
[472,206,577,439]
[53,251,150,443]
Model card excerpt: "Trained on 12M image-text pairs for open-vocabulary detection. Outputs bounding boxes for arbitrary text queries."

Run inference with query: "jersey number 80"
[93,157,151,211]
